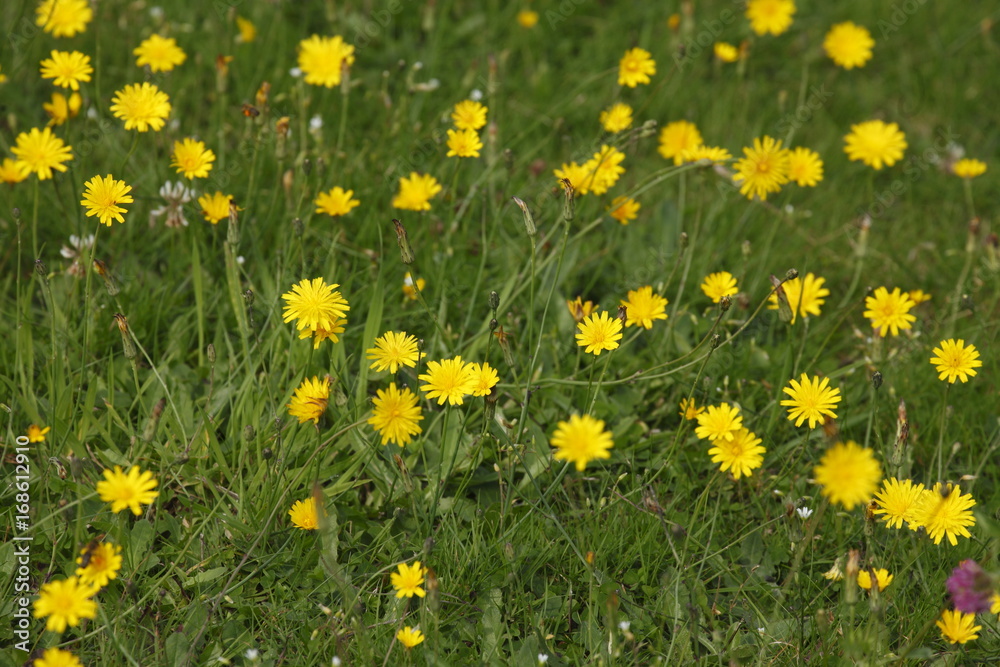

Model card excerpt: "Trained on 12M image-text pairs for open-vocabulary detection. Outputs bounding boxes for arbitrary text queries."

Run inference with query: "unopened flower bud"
[617,305,628,323]
[488,290,500,311]
[243,289,254,306]
[511,196,536,238]
[785,268,799,281]
[711,333,722,349]
[871,371,882,390]
[292,217,304,237]
[679,232,689,249]
[12,207,21,219]
[244,424,255,441]
[262,447,273,460]
[489,318,498,331]
[227,200,240,245]
[113,313,136,360]
[719,295,732,312]
[560,178,575,224]
[207,343,216,363]
[392,218,415,264]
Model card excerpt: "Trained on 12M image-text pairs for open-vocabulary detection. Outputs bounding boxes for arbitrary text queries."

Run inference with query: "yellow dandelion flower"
[733,135,789,201]
[658,120,704,165]
[391,561,426,598]
[913,483,976,546]
[446,128,482,158]
[844,120,907,170]
[745,0,796,36]
[80,174,133,226]
[75,541,123,588]
[767,272,829,324]
[39,50,92,90]
[550,414,614,471]
[286,376,330,424]
[96,465,159,515]
[36,0,92,38]
[298,34,355,87]
[282,278,350,333]
[680,145,733,164]
[786,147,824,187]
[197,191,234,224]
[587,145,626,195]
[27,424,51,443]
[403,272,425,300]
[618,47,656,87]
[451,100,488,130]
[608,196,640,224]
[516,9,539,29]
[679,398,705,421]
[419,356,476,406]
[872,477,926,530]
[701,271,738,303]
[367,331,420,374]
[937,609,981,644]
[620,286,668,329]
[32,577,97,633]
[781,373,841,428]
[856,568,892,592]
[0,158,30,184]
[952,159,987,179]
[930,339,982,384]
[35,648,84,667]
[298,316,347,349]
[315,186,360,216]
[43,91,82,127]
[236,16,257,43]
[171,138,215,179]
[11,126,73,180]
[575,311,623,355]
[467,361,499,396]
[392,172,442,211]
[110,82,171,132]
[396,626,425,649]
[567,296,598,323]
[823,22,874,70]
[908,289,931,304]
[863,286,916,337]
[553,160,596,195]
[708,428,765,479]
[288,497,318,530]
[134,34,187,72]
[813,441,881,510]
[599,103,633,133]
[368,383,423,446]
[714,42,739,62]
[694,403,743,442]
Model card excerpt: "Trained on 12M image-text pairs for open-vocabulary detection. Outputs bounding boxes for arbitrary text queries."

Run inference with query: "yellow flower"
[368,383,423,446]
[781,373,841,429]
[403,272,426,300]
[11,126,73,180]
[930,339,982,384]
[451,100,488,130]
[110,82,172,132]
[708,428,765,479]
[396,626,425,649]
[680,145,733,164]
[298,34,355,87]
[908,289,931,304]
[419,356,476,406]
[618,47,656,87]
[298,317,346,349]
[745,0,796,36]
[35,648,84,667]
[679,398,705,421]
[96,465,159,515]
[0,158,30,184]
[844,120,907,170]
[608,196,640,225]
[553,161,595,195]
[599,103,633,134]
[367,331,420,374]
[733,136,789,201]
[27,424,51,443]
[937,609,981,644]
[446,128,482,158]
[567,296,598,323]
[133,34,187,72]
[586,145,626,195]
[467,361,499,396]
[695,403,743,442]
[872,478,926,530]
[913,483,976,546]
[197,191,234,224]
[516,9,539,29]
[288,497,319,530]
[75,541,123,588]
[714,42,739,63]
[171,138,215,179]
[39,50,92,90]
[286,376,330,424]
[43,91,82,126]
[315,186,360,216]
[32,577,97,633]
[575,311,623,355]
[550,414,614,471]
[36,0,93,38]
[823,22,874,70]
[620,286,668,329]
[813,441,881,510]
[856,568,892,592]
[767,273,829,324]
[236,16,257,43]
[391,561,426,598]
[392,172,442,211]
[80,174,134,226]
[952,158,987,179]
[701,271,738,303]
[282,278,350,333]
[658,120,704,165]
[863,286,916,337]
[786,147,824,186]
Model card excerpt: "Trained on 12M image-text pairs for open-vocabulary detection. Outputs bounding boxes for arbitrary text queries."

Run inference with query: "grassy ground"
[2,0,1000,664]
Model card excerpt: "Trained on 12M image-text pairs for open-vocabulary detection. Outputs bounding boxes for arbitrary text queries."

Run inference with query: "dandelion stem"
[119,131,140,173]
[934,384,951,482]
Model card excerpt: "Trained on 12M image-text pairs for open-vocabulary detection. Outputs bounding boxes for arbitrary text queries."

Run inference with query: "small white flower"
[310,115,323,130]
[86,106,99,120]
[618,620,631,632]
[757,627,766,635]
[237,255,246,265]
[331,658,342,667]
[290,67,303,78]
[150,181,195,228]
[149,6,164,20]
[796,507,813,519]
[244,649,259,660]
[470,88,484,101]
[537,655,549,665]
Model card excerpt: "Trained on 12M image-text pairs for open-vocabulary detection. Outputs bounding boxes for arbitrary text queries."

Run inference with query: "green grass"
[2,0,1000,665]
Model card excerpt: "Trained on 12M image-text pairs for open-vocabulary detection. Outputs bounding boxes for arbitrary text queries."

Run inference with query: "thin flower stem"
[119,131,140,173]
[962,178,976,220]
[935,383,951,482]
[587,344,618,415]
[31,178,39,260]
[427,408,453,528]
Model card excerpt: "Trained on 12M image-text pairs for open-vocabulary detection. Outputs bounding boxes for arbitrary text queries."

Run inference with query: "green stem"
[119,132,140,173]
[934,384,951,482]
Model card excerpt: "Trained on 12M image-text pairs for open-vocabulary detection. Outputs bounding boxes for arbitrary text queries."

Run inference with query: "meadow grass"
[1,0,999,665]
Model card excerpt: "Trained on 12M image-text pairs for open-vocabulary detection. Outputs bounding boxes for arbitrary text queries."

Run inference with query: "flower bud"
[113,313,136,360]
[511,196,536,237]
[392,218,415,264]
